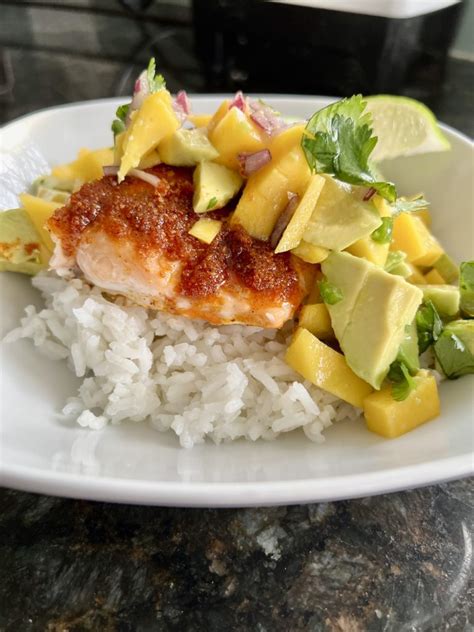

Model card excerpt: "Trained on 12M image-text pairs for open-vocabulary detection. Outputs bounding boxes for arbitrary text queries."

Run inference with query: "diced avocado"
[434,319,474,378]
[160,128,219,166]
[35,185,70,204]
[302,176,382,251]
[322,251,423,389]
[433,253,459,283]
[193,162,242,213]
[396,320,420,375]
[418,285,460,317]
[321,252,372,340]
[460,261,474,317]
[0,209,48,275]
[32,175,76,194]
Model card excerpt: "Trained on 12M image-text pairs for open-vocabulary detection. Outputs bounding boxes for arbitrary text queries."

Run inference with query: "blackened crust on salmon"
[48,164,306,303]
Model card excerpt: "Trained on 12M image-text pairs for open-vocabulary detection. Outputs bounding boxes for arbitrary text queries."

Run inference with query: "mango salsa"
[275,174,326,253]
[364,370,440,438]
[188,114,212,128]
[391,213,443,267]
[206,99,230,135]
[209,107,265,170]
[346,195,391,266]
[188,218,222,244]
[19,193,61,252]
[118,91,179,181]
[424,268,446,285]
[52,147,114,183]
[292,240,329,264]
[298,304,334,340]
[285,328,373,408]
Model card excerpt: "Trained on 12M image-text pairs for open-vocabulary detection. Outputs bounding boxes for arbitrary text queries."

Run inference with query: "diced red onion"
[238,149,272,177]
[270,193,300,249]
[363,187,376,201]
[230,91,247,112]
[129,168,160,187]
[174,90,191,115]
[103,165,119,177]
[130,70,150,113]
[249,100,287,137]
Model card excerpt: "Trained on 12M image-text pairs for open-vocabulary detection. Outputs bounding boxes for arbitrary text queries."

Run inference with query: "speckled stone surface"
[1,5,473,630]
[0,481,473,631]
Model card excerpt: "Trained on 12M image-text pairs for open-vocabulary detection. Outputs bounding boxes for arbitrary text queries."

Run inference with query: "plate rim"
[1,96,473,506]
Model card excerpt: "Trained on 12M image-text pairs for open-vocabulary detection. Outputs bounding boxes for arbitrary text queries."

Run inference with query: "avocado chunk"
[160,128,219,167]
[321,252,372,340]
[0,209,48,275]
[434,319,474,378]
[302,176,382,251]
[433,253,459,283]
[418,284,460,317]
[322,251,423,389]
[193,162,243,213]
[459,261,474,317]
[396,320,420,375]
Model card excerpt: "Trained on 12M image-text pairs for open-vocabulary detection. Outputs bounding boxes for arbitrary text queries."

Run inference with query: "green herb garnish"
[371,217,393,244]
[319,278,343,305]
[301,95,396,203]
[391,196,430,216]
[147,57,166,93]
[206,197,218,210]
[111,103,130,138]
[388,361,416,401]
[416,299,443,354]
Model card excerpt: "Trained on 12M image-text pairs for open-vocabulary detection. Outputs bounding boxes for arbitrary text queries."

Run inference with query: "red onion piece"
[174,90,191,115]
[270,193,300,249]
[249,100,287,137]
[230,91,247,112]
[130,70,149,114]
[129,168,160,187]
[237,149,272,177]
[103,165,119,176]
[363,187,376,201]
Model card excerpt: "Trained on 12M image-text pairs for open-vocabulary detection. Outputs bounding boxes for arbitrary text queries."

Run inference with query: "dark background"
[1,1,473,630]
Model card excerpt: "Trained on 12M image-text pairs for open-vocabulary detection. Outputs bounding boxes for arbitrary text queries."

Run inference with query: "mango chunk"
[424,268,445,285]
[391,213,443,267]
[406,263,427,285]
[346,194,391,266]
[189,114,212,128]
[209,107,265,170]
[275,174,326,253]
[207,99,230,134]
[188,218,222,244]
[298,304,334,340]
[52,147,114,183]
[118,91,179,181]
[412,207,431,226]
[269,124,305,162]
[364,370,440,438]
[20,193,61,252]
[285,328,373,408]
[138,149,161,170]
[292,240,329,264]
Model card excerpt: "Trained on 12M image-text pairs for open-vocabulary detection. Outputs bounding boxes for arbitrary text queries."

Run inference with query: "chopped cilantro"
[434,320,474,379]
[460,261,474,317]
[391,196,430,216]
[206,197,218,210]
[318,278,343,305]
[388,361,416,401]
[111,103,130,138]
[371,217,393,244]
[416,299,443,354]
[301,95,396,203]
[146,57,166,93]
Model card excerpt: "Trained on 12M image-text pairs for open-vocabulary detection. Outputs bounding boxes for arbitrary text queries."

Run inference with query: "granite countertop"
[0,3,473,630]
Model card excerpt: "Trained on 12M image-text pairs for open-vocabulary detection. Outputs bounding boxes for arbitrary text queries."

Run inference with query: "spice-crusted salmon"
[47,165,313,328]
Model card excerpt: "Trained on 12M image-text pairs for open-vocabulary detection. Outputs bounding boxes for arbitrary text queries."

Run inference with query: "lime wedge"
[364,95,451,162]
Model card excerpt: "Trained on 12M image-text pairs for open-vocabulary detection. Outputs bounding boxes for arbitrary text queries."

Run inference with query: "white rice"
[4,272,360,447]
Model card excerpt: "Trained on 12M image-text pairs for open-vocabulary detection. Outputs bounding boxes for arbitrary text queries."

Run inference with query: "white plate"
[0,96,473,507]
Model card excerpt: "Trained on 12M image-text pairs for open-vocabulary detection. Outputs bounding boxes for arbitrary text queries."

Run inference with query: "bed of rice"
[4,272,360,447]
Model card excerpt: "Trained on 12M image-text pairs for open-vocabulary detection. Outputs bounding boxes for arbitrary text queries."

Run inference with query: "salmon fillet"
[47,165,313,328]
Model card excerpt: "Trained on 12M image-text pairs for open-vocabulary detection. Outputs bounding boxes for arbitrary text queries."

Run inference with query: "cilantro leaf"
[206,197,218,210]
[318,278,343,305]
[111,103,130,138]
[460,261,474,317]
[391,196,430,216]
[434,320,474,379]
[301,95,396,202]
[388,361,416,401]
[371,217,393,244]
[146,57,166,93]
[416,299,443,354]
